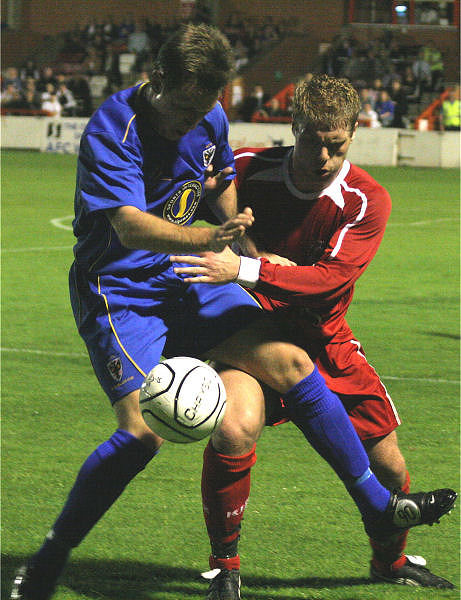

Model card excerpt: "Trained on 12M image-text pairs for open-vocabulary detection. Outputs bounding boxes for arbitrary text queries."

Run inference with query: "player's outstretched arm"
[171,246,241,284]
[171,245,297,284]
[106,205,253,254]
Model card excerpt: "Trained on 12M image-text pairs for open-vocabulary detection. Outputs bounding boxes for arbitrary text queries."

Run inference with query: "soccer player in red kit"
[171,74,455,597]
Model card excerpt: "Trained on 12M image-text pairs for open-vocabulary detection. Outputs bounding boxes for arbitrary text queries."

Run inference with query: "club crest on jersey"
[163,180,202,225]
[203,144,216,167]
[107,355,123,382]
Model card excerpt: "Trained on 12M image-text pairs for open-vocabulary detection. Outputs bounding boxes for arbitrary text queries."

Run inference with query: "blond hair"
[292,74,361,133]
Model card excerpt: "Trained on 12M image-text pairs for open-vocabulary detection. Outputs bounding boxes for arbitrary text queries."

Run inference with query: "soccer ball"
[139,357,226,443]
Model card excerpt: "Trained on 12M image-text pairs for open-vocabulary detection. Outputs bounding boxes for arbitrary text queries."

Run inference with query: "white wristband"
[236,256,261,288]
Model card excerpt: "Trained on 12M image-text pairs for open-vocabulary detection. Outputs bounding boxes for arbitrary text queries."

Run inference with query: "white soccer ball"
[139,357,226,443]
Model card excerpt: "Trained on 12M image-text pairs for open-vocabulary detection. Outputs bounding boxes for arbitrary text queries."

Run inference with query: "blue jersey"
[72,84,235,275]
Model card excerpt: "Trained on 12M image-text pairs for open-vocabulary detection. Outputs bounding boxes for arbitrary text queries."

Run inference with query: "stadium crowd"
[1,13,456,130]
[0,12,283,118]
[239,29,451,128]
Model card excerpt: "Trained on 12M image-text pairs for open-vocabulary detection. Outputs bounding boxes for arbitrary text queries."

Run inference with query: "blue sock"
[282,367,390,519]
[34,429,156,562]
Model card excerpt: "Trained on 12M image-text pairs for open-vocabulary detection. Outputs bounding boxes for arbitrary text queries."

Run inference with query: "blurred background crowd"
[1,1,459,131]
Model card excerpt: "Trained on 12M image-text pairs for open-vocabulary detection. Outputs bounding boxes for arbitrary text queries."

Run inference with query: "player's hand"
[204,165,235,192]
[258,252,297,266]
[171,246,241,284]
[208,207,254,252]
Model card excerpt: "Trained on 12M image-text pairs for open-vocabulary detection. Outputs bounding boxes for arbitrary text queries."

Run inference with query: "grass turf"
[1,151,459,599]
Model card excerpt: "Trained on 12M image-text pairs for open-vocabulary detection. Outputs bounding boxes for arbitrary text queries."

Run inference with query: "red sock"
[370,470,411,573]
[202,441,256,570]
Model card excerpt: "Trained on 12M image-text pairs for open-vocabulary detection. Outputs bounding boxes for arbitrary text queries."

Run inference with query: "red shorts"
[266,337,401,441]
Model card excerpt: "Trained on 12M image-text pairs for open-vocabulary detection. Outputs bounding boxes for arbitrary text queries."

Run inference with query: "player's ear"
[150,67,164,96]
[350,121,359,141]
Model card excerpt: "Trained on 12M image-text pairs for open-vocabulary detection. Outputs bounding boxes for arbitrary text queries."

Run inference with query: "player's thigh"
[212,368,266,454]
[206,315,314,392]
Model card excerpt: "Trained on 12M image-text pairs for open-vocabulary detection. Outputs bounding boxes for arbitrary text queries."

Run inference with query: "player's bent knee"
[212,408,263,455]
[262,343,314,392]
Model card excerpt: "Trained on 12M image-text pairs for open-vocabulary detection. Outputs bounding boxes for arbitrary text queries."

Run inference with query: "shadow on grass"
[2,554,373,600]
[422,331,460,341]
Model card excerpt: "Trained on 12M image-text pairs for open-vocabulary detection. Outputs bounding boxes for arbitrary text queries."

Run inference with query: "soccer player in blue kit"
[11,24,456,600]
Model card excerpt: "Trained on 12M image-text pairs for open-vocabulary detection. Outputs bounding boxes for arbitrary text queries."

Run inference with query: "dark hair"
[292,74,361,134]
[153,23,234,94]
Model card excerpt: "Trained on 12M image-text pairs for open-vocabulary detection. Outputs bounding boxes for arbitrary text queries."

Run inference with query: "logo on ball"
[139,357,226,443]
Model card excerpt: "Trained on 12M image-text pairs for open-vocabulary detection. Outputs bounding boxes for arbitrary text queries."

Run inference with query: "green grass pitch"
[1,150,459,599]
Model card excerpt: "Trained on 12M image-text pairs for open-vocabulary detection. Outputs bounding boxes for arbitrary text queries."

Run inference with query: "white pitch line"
[388,217,453,227]
[1,347,86,358]
[50,215,74,231]
[382,374,459,385]
[1,217,453,254]
[1,246,73,253]
[1,347,459,385]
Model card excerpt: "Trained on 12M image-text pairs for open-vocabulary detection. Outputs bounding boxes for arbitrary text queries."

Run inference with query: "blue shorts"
[69,262,261,404]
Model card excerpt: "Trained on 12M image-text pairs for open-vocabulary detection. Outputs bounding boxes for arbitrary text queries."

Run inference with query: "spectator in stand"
[57,81,77,116]
[402,65,420,101]
[127,21,151,72]
[68,74,93,116]
[92,32,107,61]
[341,47,368,87]
[422,41,444,92]
[418,2,440,24]
[240,84,270,121]
[258,97,288,120]
[331,32,355,76]
[234,38,249,72]
[82,45,102,77]
[361,49,380,83]
[390,79,409,128]
[359,86,375,109]
[19,59,39,83]
[42,90,62,116]
[375,89,395,127]
[104,42,122,93]
[36,67,58,94]
[439,86,460,131]
[40,82,56,103]
[0,83,23,108]
[358,101,381,128]
[381,62,402,90]
[373,48,393,82]
[84,19,98,43]
[117,16,135,43]
[19,78,42,111]
[368,78,384,108]
[388,38,405,64]
[412,48,432,96]
[103,16,118,44]
[2,66,22,92]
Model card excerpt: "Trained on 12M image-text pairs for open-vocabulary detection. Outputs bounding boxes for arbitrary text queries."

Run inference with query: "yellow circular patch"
[163,180,202,225]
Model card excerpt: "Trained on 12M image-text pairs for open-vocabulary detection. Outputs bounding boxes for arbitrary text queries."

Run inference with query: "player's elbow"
[116,226,139,249]
[106,206,145,249]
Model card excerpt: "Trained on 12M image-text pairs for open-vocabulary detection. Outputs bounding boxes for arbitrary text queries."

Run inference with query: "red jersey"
[234,146,392,341]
